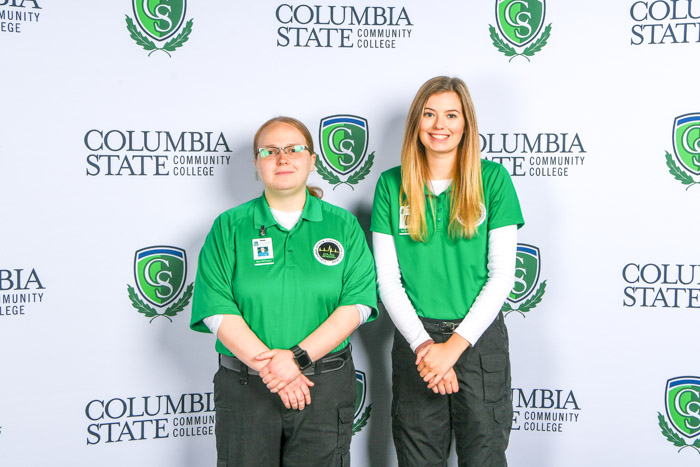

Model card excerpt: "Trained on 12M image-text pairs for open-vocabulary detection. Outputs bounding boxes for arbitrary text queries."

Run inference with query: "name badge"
[252,238,274,266]
[399,206,410,235]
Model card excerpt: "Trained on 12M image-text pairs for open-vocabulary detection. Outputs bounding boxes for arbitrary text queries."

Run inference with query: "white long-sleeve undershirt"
[203,207,372,337]
[373,222,517,352]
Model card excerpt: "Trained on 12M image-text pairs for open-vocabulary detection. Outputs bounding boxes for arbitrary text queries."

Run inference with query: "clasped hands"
[414,336,470,395]
[255,349,313,411]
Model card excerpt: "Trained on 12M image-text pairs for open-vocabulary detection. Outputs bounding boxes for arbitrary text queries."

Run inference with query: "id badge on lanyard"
[252,238,274,266]
[399,206,410,235]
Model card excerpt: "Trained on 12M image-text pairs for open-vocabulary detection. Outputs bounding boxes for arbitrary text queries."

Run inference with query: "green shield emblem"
[666,377,700,438]
[355,370,367,418]
[133,0,186,41]
[673,113,700,176]
[496,0,545,47]
[508,244,540,303]
[134,246,187,308]
[320,115,368,175]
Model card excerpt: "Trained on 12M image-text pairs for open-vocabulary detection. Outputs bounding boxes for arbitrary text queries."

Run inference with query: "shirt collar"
[253,190,323,229]
[300,191,323,222]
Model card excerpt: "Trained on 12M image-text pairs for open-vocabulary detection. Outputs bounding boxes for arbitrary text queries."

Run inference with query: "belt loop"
[239,363,249,385]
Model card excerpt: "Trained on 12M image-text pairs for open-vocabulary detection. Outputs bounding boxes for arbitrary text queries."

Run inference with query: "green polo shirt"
[370,160,524,320]
[191,191,378,356]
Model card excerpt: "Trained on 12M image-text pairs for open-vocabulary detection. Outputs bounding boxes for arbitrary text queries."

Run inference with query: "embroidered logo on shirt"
[313,238,344,266]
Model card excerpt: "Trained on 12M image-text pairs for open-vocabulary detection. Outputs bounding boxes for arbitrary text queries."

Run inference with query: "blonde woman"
[371,77,524,466]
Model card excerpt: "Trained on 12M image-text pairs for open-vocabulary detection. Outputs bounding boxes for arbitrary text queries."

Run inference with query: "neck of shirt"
[269,207,303,230]
[429,179,452,196]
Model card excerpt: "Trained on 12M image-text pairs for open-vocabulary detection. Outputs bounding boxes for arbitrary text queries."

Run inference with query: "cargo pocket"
[481,353,507,402]
[337,405,355,453]
[494,401,512,426]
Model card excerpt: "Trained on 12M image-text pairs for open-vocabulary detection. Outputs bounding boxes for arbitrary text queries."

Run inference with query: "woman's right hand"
[417,335,469,389]
[256,349,302,392]
[278,374,315,410]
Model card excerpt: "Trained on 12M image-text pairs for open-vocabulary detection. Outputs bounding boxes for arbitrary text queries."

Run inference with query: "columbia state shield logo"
[666,377,700,439]
[658,376,700,454]
[316,115,375,189]
[128,245,194,323]
[501,243,547,317]
[496,0,545,47]
[134,246,186,308]
[133,0,186,41]
[673,113,700,176]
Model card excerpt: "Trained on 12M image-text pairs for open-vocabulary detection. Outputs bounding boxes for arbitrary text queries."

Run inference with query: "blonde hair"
[253,116,323,199]
[400,76,483,241]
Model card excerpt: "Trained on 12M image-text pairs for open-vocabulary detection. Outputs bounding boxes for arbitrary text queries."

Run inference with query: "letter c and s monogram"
[675,388,700,430]
[505,0,533,39]
[143,0,173,33]
[145,258,173,299]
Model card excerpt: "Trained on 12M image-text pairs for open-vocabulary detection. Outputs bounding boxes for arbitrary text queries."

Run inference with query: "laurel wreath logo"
[501,280,547,317]
[489,24,552,62]
[352,404,372,435]
[316,151,375,190]
[665,152,700,190]
[127,283,194,322]
[125,15,193,57]
[658,412,700,454]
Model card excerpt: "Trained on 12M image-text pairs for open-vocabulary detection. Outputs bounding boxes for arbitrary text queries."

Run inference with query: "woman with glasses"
[191,116,377,466]
[371,76,524,466]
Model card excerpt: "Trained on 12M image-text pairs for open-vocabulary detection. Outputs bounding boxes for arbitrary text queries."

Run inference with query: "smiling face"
[418,91,465,161]
[254,122,316,200]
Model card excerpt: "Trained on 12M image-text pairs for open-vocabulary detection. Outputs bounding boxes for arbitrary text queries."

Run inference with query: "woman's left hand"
[417,335,470,389]
[256,349,301,393]
[278,374,314,410]
[432,367,459,395]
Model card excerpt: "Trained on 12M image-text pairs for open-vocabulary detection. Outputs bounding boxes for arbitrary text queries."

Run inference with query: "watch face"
[296,352,312,369]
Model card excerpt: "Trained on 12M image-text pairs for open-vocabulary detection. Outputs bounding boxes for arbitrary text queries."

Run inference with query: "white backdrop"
[2,1,700,466]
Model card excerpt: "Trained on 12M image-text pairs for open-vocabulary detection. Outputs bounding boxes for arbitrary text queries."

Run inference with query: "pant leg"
[391,329,452,467]
[281,358,357,467]
[213,365,284,467]
[451,313,512,467]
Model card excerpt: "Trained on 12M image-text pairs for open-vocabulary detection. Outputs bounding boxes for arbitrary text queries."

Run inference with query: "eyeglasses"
[257,144,310,159]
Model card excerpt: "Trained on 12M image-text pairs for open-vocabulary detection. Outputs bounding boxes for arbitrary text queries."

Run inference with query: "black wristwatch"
[290,345,312,371]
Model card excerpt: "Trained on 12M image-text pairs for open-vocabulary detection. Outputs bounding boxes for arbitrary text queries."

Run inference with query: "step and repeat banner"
[1,1,700,466]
